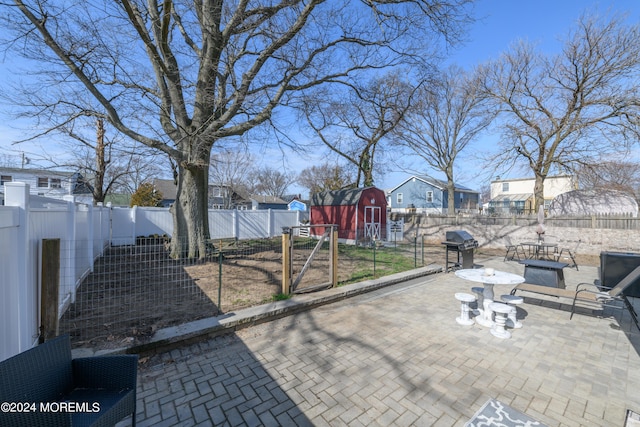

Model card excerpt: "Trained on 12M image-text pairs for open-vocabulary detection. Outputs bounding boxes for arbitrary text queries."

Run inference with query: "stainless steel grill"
[442,230,478,272]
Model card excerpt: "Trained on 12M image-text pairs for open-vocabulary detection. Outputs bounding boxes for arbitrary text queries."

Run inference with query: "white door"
[364,206,381,240]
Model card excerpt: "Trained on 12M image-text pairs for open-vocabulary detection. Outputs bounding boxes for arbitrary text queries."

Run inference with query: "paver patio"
[125,256,640,426]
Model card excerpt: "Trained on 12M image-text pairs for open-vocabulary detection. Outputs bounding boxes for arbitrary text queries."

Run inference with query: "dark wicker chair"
[0,334,137,427]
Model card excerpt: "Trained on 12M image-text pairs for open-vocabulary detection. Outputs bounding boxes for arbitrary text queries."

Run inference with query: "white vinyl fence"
[0,183,306,361]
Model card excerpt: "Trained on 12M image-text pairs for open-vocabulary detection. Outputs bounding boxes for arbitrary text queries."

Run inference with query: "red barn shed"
[310,187,387,244]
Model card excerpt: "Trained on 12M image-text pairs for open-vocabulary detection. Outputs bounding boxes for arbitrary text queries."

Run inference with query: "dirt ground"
[59,239,385,350]
[59,241,598,350]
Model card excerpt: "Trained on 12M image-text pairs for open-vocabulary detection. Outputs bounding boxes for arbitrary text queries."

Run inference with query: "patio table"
[520,241,558,260]
[455,268,525,327]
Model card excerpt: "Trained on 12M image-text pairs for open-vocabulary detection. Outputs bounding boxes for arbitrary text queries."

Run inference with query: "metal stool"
[489,302,512,339]
[501,294,524,329]
[455,293,476,326]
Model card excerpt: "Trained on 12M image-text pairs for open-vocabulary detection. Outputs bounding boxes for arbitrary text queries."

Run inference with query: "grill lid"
[446,230,475,243]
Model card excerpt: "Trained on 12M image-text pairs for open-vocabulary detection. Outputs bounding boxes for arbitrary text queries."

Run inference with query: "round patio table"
[455,268,525,327]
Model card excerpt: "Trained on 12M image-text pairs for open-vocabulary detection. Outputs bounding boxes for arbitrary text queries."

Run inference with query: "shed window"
[37,177,49,188]
[396,193,403,204]
[502,182,509,192]
[426,191,433,203]
[50,178,62,188]
[0,175,11,185]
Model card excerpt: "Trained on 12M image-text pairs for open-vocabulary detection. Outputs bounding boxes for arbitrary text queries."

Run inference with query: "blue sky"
[377,0,640,193]
[1,0,639,194]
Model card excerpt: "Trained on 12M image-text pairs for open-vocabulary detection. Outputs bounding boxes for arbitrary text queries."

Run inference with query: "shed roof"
[311,187,383,207]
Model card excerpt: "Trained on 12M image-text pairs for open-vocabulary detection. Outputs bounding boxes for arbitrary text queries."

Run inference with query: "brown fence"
[392,212,640,230]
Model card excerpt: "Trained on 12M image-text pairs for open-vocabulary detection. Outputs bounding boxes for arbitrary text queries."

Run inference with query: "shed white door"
[364,206,381,240]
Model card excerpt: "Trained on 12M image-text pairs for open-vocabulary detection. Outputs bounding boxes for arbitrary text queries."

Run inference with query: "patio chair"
[570,265,640,330]
[511,265,640,331]
[553,239,580,270]
[504,237,525,261]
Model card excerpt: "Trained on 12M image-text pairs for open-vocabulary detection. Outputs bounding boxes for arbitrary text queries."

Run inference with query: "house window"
[426,191,433,203]
[396,193,403,204]
[0,175,11,185]
[50,178,62,189]
[502,182,509,192]
[37,177,49,188]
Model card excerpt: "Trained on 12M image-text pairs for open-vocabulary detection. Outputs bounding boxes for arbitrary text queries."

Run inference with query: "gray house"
[387,175,479,214]
[0,167,93,204]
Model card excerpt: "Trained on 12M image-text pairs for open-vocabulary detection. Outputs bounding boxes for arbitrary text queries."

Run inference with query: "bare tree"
[301,71,418,187]
[477,12,640,211]
[3,0,472,257]
[298,162,354,196]
[578,160,640,204]
[58,119,163,203]
[209,149,254,209]
[394,65,492,215]
[247,167,294,198]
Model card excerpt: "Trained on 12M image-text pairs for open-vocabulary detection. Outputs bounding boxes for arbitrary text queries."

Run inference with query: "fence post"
[4,182,31,353]
[233,209,239,239]
[63,196,77,303]
[131,205,138,240]
[40,238,60,343]
[86,203,94,271]
[330,225,338,288]
[281,227,292,295]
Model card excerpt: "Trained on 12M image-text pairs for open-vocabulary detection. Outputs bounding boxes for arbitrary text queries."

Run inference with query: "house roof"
[311,187,384,206]
[152,179,177,200]
[251,195,287,205]
[0,166,77,177]
[388,175,477,194]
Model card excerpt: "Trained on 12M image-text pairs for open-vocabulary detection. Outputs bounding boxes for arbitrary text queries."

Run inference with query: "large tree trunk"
[533,174,545,214]
[447,180,456,216]
[170,161,210,259]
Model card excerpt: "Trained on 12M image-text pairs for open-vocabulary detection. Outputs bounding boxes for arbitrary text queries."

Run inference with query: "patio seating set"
[504,236,579,270]
[454,245,640,335]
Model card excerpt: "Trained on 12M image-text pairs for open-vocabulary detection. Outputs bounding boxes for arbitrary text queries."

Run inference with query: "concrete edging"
[73,265,442,358]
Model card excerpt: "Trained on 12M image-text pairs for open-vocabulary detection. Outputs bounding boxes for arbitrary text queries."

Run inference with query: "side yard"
[60,238,447,351]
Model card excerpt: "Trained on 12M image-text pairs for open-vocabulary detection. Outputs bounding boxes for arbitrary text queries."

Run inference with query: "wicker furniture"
[0,334,137,427]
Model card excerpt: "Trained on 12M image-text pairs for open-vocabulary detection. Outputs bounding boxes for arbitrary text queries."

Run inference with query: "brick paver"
[125,257,640,426]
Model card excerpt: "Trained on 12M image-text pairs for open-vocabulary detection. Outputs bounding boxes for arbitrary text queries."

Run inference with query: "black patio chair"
[504,237,525,261]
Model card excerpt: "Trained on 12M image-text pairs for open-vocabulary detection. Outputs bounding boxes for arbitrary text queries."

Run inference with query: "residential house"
[387,175,480,214]
[152,179,250,209]
[0,167,93,204]
[488,175,577,214]
[249,195,289,210]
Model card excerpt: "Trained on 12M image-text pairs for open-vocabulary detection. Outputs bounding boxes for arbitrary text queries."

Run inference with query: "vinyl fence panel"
[0,206,22,362]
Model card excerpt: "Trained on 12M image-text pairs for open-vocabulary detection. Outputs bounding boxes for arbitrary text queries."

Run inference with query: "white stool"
[471,287,484,315]
[489,302,512,339]
[501,294,524,329]
[455,293,476,326]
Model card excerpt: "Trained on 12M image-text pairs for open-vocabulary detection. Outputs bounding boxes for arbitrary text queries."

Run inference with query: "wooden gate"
[281,225,338,295]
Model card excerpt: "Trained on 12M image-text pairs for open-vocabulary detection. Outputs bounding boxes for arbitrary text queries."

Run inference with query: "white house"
[489,175,577,214]
[0,167,93,204]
